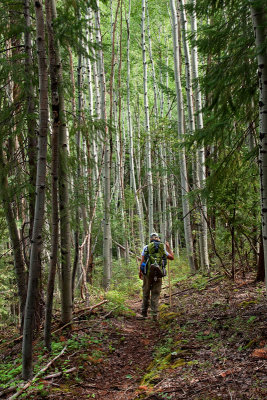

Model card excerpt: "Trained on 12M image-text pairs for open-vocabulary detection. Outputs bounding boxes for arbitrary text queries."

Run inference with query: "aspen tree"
[251,1,267,290]
[95,1,112,289]
[135,93,145,230]
[146,0,158,120]
[22,0,48,379]
[190,0,209,272]
[117,1,130,262]
[24,0,37,239]
[170,0,195,273]
[44,0,59,350]
[88,8,102,203]
[179,0,209,271]
[142,0,153,234]
[0,146,27,328]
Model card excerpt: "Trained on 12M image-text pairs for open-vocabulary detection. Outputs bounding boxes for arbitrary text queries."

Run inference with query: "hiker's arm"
[139,255,145,279]
[165,241,174,260]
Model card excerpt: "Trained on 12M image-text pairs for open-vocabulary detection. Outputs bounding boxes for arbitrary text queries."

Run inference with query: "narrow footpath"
[1,274,267,399]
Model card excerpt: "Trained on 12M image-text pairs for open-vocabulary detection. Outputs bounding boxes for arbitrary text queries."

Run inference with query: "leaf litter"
[0,273,266,399]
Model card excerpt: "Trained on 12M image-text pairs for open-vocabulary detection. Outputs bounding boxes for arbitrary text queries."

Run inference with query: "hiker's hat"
[150,232,159,239]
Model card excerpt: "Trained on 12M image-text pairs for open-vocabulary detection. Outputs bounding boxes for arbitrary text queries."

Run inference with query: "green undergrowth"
[139,303,197,395]
[0,329,107,397]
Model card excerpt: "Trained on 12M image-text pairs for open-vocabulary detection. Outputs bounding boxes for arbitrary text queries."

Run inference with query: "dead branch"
[43,367,76,380]
[8,346,67,400]
[0,335,23,350]
[73,299,108,315]
[52,300,108,335]
[164,275,224,299]
[113,240,141,260]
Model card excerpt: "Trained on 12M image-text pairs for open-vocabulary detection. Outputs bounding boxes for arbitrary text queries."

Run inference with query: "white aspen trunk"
[157,169,163,234]
[118,1,129,263]
[135,95,145,233]
[146,0,158,120]
[142,0,153,234]
[180,0,201,269]
[161,145,168,242]
[22,0,48,379]
[44,0,60,350]
[170,0,195,273]
[170,157,180,256]
[95,2,112,289]
[90,8,102,202]
[166,42,179,254]
[190,0,209,272]
[24,0,37,239]
[251,3,267,291]
[86,22,98,191]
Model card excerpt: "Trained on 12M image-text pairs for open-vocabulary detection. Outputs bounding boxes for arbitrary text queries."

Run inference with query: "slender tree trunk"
[95,1,112,289]
[0,146,27,329]
[190,0,210,272]
[24,0,37,239]
[22,0,48,380]
[142,0,153,234]
[146,0,158,121]
[127,1,142,244]
[44,0,60,350]
[251,2,267,291]
[58,40,72,323]
[170,0,195,273]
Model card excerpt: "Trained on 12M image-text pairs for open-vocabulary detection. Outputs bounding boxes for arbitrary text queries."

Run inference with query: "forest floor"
[1,272,267,399]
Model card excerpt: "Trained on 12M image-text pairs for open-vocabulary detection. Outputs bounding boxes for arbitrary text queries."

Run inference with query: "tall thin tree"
[22,0,49,380]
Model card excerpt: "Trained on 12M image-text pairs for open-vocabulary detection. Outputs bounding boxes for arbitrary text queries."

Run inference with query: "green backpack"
[144,241,167,280]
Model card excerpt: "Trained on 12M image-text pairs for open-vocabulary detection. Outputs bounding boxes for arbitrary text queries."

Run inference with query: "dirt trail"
[2,275,267,400]
[79,301,161,399]
[51,300,162,400]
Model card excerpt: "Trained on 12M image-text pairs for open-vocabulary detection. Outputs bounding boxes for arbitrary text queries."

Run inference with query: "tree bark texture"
[44,0,60,350]
[170,0,195,273]
[22,0,48,380]
[251,2,267,291]
[142,0,153,234]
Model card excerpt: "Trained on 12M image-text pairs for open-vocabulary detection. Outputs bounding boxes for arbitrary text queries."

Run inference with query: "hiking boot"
[136,312,148,320]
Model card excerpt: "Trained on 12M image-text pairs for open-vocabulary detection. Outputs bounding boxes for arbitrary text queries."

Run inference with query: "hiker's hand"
[165,241,170,249]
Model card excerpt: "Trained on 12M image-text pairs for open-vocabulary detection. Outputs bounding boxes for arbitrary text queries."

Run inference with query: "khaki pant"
[141,275,162,316]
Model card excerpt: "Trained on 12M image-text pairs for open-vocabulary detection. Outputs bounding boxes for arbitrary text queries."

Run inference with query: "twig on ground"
[72,307,119,333]
[43,366,76,380]
[164,275,224,299]
[0,335,23,350]
[52,300,108,334]
[0,387,16,398]
[8,346,67,400]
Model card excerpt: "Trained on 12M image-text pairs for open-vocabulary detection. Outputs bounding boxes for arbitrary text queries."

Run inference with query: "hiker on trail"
[138,233,174,321]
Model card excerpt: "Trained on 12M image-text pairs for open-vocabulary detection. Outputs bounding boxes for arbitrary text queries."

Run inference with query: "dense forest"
[0,0,267,398]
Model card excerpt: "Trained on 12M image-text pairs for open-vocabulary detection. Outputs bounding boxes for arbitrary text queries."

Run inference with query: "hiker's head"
[150,232,159,242]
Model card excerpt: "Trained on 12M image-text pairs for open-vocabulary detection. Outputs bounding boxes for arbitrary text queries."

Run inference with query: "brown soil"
[1,274,267,400]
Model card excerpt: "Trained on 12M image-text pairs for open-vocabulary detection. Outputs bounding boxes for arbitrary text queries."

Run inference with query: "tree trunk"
[142,0,153,234]
[250,2,267,291]
[170,0,195,273]
[44,0,60,350]
[22,0,48,380]
[95,1,112,289]
[0,146,27,329]
[24,0,37,240]
[190,0,210,272]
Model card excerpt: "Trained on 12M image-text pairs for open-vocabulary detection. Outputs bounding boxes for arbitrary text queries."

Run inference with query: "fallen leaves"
[251,348,267,359]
